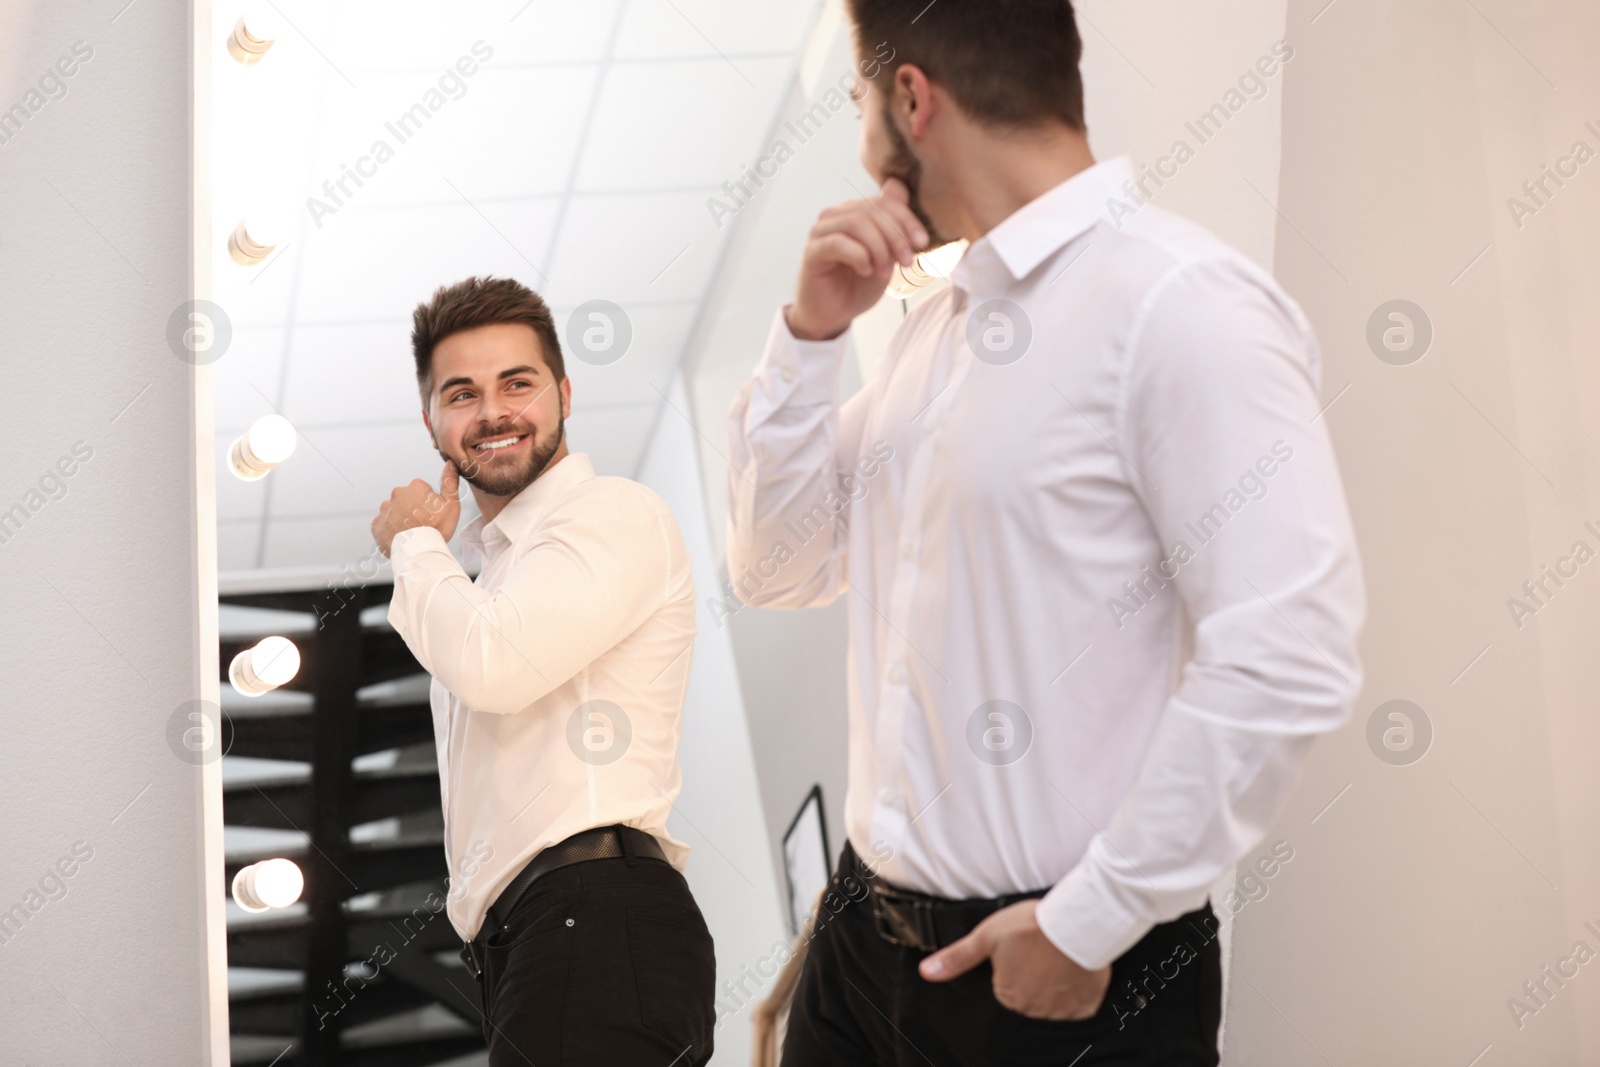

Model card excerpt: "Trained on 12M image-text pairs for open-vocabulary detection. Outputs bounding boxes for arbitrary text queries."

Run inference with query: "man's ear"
[895,63,934,138]
[421,405,434,441]
[559,376,572,420]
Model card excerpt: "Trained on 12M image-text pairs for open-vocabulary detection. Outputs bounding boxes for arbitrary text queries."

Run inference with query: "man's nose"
[476,391,516,426]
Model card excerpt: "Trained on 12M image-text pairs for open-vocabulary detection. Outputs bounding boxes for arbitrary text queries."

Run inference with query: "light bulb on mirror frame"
[232,858,304,912]
[885,240,968,298]
[229,635,301,697]
[886,259,932,298]
[227,216,281,266]
[916,239,968,279]
[229,414,298,481]
[226,8,282,65]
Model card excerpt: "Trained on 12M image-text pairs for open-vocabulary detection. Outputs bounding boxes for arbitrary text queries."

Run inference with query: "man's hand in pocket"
[918,899,1112,1021]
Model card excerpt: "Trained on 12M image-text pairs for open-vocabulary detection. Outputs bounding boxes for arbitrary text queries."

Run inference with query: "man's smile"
[469,431,529,457]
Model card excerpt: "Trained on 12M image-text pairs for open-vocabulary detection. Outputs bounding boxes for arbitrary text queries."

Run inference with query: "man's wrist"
[389,524,447,562]
[783,303,848,342]
[1036,869,1149,972]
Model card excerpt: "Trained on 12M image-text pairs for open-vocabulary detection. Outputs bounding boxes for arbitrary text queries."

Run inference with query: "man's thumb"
[441,461,460,501]
[919,925,989,982]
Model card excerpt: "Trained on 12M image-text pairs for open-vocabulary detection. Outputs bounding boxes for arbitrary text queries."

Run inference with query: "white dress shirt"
[387,452,697,941]
[725,156,1365,969]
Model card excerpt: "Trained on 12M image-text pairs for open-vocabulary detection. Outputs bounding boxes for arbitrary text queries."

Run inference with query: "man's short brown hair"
[846,0,1085,131]
[410,275,565,403]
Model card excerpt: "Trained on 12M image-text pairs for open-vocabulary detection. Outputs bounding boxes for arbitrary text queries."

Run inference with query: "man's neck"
[471,442,569,524]
[942,125,1097,241]
[471,486,514,526]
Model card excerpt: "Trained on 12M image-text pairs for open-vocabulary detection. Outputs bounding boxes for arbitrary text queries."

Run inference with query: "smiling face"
[421,321,570,500]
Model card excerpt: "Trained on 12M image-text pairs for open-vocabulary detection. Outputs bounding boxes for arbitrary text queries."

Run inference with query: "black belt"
[866,862,1048,953]
[460,824,666,980]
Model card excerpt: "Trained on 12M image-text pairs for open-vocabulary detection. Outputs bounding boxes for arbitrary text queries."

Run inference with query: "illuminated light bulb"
[229,414,298,481]
[886,257,934,298]
[229,635,301,697]
[885,239,970,298]
[226,8,283,65]
[916,239,968,279]
[232,858,304,912]
[227,215,282,266]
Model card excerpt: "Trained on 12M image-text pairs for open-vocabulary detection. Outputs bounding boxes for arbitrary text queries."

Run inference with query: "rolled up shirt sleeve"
[724,306,872,610]
[1035,257,1367,969]
[385,486,672,716]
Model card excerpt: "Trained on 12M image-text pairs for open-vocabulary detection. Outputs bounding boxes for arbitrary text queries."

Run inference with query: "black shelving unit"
[219,582,485,1065]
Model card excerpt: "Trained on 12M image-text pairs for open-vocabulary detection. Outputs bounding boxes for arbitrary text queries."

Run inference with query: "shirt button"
[878,785,899,806]
[889,665,906,684]
[781,365,796,383]
[900,541,914,560]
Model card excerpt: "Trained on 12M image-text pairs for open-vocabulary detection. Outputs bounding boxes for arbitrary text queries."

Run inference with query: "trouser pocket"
[627,900,717,1057]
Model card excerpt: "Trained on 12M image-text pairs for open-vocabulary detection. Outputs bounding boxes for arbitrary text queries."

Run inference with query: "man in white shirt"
[372,275,715,1065]
[726,3,1364,1064]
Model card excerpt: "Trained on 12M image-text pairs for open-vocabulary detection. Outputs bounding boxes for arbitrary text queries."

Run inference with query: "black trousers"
[468,850,717,1066]
[782,845,1222,1066]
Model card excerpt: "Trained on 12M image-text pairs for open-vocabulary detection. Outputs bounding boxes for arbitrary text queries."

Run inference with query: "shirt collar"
[459,451,595,561]
[950,156,1135,298]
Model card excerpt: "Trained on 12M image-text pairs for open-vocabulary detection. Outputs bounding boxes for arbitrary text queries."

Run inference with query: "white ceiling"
[212,0,823,571]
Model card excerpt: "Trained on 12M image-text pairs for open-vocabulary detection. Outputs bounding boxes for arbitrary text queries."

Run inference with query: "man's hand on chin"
[918,898,1112,1021]
[372,461,461,557]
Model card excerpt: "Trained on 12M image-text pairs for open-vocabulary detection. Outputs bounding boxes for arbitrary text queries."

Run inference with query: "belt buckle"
[871,887,935,952]
[460,939,482,980]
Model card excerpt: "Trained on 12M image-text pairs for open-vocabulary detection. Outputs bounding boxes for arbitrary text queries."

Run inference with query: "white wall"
[635,372,790,1066]
[0,0,227,1063]
[1226,1,1600,1062]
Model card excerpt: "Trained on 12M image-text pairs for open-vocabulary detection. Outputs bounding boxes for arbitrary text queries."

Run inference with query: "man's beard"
[882,102,950,250]
[445,417,565,498]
